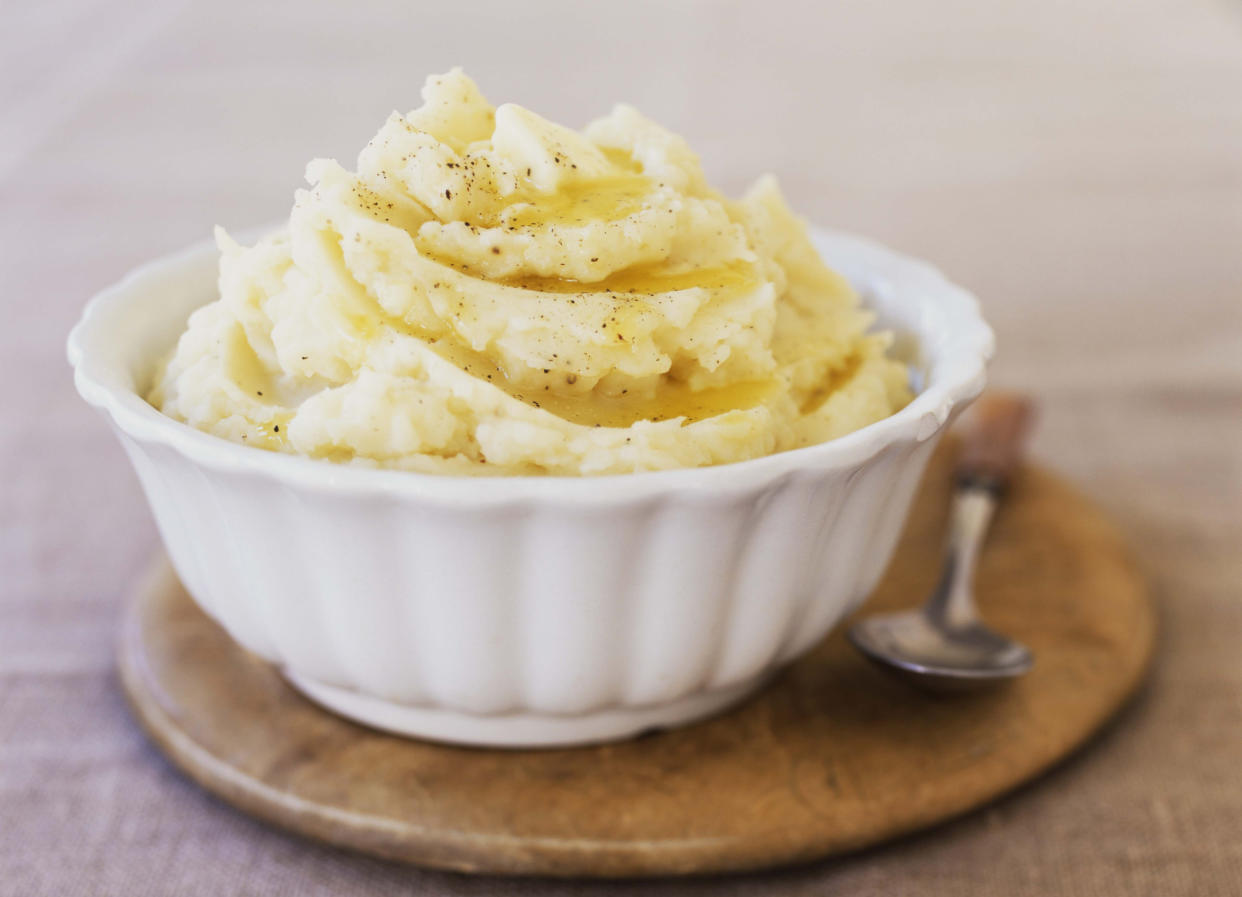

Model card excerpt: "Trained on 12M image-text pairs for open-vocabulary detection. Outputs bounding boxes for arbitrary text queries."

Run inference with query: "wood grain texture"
[117,444,1156,878]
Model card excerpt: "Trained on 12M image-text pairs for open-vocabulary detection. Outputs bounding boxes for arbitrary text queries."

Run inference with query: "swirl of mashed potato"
[150,69,911,475]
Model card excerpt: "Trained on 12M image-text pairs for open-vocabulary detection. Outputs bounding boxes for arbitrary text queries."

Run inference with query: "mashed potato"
[150,70,910,475]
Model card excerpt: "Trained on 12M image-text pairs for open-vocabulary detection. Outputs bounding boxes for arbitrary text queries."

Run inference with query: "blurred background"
[3,1,1240,895]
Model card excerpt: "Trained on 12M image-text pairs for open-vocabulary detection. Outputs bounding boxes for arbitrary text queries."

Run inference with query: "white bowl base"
[284,671,769,748]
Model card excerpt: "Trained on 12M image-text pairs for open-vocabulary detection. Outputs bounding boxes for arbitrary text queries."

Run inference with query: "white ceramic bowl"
[68,228,992,747]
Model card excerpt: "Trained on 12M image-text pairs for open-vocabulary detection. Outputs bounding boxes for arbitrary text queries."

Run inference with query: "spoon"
[848,393,1037,691]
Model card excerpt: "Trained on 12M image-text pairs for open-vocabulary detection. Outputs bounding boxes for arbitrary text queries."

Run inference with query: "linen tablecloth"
[4,1,1240,893]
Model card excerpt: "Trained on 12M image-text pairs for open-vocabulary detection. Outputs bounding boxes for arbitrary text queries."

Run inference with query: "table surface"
[3,1,1240,895]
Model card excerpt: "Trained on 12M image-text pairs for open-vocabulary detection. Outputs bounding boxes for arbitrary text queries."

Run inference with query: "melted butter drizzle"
[351,264,768,428]
[501,175,652,228]
[468,147,653,229]
[368,315,777,429]
[797,351,866,416]
[499,259,757,295]
[332,143,779,430]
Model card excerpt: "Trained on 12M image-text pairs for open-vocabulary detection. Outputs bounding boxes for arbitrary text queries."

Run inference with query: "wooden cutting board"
[117,444,1155,877]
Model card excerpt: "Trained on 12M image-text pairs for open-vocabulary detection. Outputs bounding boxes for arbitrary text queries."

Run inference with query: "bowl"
[68,228,992,747]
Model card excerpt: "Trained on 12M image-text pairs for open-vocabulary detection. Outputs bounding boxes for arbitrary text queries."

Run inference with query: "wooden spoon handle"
[956,392,1037,492]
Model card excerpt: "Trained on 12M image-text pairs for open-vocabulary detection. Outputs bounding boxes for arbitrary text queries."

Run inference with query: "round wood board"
[118,445,1155,878]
